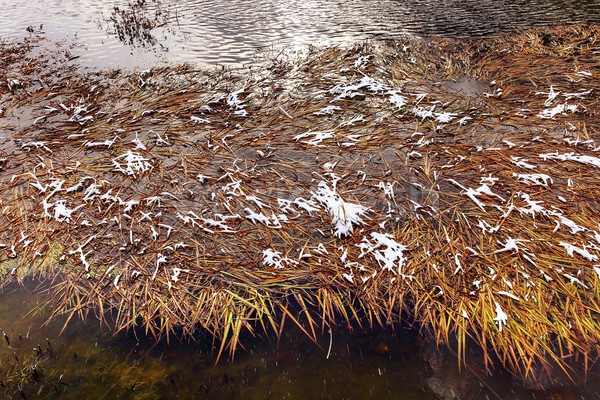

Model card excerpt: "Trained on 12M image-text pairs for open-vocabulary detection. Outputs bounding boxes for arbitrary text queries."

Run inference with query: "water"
[0,282,452,399]
[2,281,599,399]
[0,0,599,68]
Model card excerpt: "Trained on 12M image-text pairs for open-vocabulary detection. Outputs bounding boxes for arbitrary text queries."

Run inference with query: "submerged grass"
[1,23,600,385]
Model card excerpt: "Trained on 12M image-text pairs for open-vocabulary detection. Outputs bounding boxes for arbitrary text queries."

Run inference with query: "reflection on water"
[109,0,173,48]
[0,0,599,68]
[1,281,600,399]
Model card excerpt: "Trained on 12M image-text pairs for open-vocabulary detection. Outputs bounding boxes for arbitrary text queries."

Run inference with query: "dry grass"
[1,23,599,383]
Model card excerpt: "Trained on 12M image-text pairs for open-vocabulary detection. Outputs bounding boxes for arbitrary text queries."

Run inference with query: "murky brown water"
[0,0,599,68]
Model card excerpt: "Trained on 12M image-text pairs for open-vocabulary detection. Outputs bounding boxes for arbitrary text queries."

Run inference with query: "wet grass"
[1,23,599,389]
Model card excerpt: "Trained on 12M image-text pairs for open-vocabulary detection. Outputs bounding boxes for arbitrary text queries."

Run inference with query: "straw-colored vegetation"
[1,23,599,384]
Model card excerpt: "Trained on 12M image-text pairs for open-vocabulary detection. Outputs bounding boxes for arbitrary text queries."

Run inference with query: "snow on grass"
[338,115,365,127]
[68,236,96,272]
[435,112,457,124]
[151,253,167,280]
[413,105,435,120]
[448,179,505,211]
[516,192,545,218]
[329,74,410,110]
[246,195,268,209]
[562,273,588,289]
[171,267,190,283]
[498,291,520,301]
[313,105,341,115]
[389,92,408,109]
[354,55,371,70]
[510,156,536,170]
[176,211,238,233]
[457,116,472,126]
[20,141,52,152]
[331,76,390,101]
[312,181,369,237]
[493,302,508,332]
[245,208,286,229]
[200,214,239,233]
[294,130,336,146]
[547,211,586,235]
[540,152,600,168]
[559,243,598,262]
[85,136,118,148]
[454,253,464,275]
[131,134,147,150]
[357,232,408,277]
[278,197,320,215]
[219,175,245,197]
[294,197,320,215]
[535,85,560,106]
[538,103,577,119]
[263,248,297,269]
[495,237,527,254]
[227,88,248,117]
[113,151,152,176]
[191,116,210,124]
[563,89,593,100]
[513,173,553,187]
[477,219,501,234]
[42,199,83,223]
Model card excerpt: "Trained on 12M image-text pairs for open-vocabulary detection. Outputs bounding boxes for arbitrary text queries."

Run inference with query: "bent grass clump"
[1,24,600,385]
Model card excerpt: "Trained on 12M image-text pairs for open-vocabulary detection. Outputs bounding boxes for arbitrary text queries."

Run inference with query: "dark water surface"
[2,281,599,399]
[0,0,599,68]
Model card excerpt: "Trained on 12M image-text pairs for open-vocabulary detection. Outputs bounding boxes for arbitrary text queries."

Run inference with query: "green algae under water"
[1,281,600,399]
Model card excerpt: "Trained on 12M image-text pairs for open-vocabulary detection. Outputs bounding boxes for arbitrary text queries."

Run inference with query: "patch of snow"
[559,243,598,261]
[513,173,553,186]
[357,232,408,276]
[493,302,508,332]
[312,181,369,237]
[113,151,152,176]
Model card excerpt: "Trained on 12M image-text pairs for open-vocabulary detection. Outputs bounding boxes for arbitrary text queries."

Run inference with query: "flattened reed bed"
[1,24,599,382]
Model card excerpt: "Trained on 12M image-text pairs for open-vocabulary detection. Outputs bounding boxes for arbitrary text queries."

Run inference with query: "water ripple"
[0,0,599,68]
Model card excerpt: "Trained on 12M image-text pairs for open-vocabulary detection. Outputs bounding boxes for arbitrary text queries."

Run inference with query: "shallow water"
[0,0,599,68]
[1,281,600,399]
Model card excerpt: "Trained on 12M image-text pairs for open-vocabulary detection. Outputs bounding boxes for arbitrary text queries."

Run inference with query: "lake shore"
[1,23,599,386]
